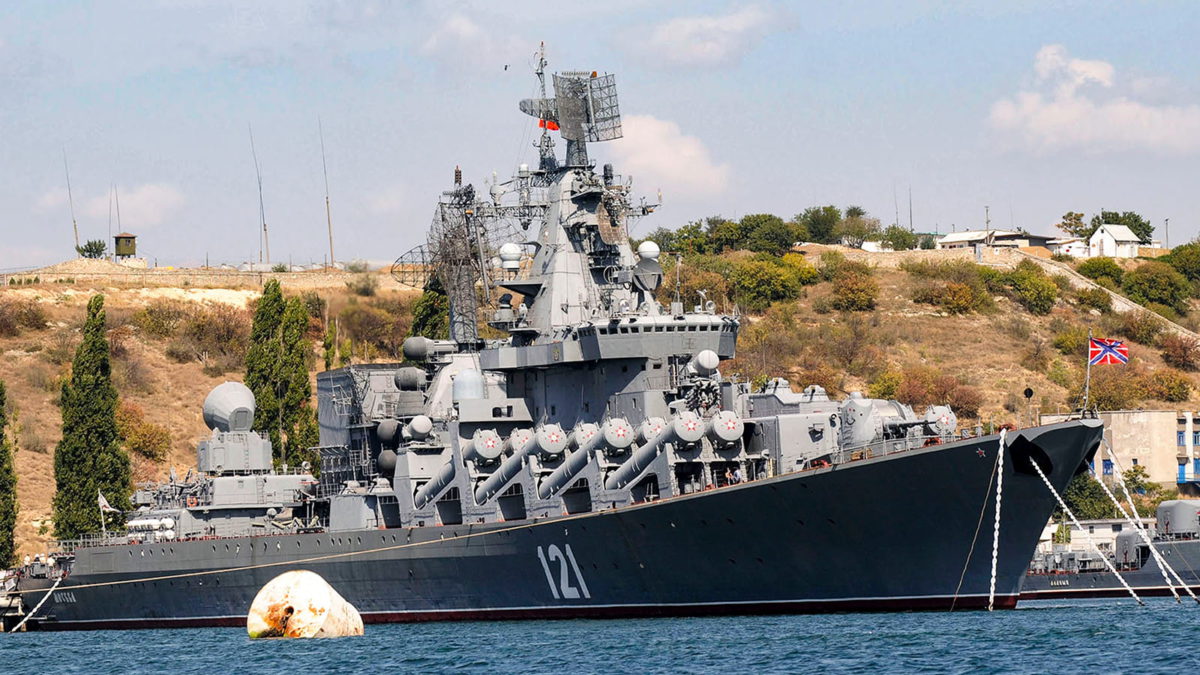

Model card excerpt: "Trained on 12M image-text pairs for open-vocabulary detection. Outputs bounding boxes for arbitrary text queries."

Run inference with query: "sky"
[2,1,1199,270]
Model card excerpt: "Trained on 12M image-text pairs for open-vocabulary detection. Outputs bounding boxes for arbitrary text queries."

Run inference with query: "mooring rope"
[987,429,1006,611]
[1104,441,1199,604]
[1028,456,1144,606]
[1089,461,1181,603]
[949,436,1001,612]
[9,576,61,633]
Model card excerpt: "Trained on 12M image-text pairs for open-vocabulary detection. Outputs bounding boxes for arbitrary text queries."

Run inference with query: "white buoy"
[246,570,364,639]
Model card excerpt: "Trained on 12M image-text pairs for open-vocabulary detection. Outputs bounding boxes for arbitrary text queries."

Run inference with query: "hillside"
[2,249,1198,556]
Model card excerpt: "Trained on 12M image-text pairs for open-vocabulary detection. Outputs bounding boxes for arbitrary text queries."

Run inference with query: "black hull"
[20,421,1100,630]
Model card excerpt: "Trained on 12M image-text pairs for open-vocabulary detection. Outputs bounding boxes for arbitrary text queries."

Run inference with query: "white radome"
[636,240,661,260]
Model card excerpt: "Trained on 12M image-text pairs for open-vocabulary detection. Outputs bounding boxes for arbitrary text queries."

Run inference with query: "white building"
[936,229,1054,250]
[1088,224,1143,258]
[1048,237,1089,258]
[1041,409,1200,490]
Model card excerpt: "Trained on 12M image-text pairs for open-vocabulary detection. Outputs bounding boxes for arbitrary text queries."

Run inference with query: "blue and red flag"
[1088,337,1129,365]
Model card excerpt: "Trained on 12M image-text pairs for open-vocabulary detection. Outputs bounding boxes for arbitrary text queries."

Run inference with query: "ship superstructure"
[7,50,1104,630]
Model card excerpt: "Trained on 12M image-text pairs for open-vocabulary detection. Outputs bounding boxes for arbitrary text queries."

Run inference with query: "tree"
[75,239,107,259]
[1057,212,1089,238]
[1060,473,1119,520]
[409,276,450,340]
[245,280,285,451]
[1122,261,1190,316]
[742,214,800,256]
[835,216,882,249]
[880,225,919,251]
[706,217,744,253]
[1091,210,1153,243]
[845,205,867,219]
[1165,241,1200,281]
[0,380,17,567]
[795,206,842,244]
[279,297,318,467]
[53,295,131,539]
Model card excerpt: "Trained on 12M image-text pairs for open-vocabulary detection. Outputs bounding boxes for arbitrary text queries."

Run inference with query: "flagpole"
[98,490,108,540]
[1083,328,1093,413]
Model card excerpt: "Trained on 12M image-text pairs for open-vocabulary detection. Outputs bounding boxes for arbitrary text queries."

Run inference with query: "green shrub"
[116,402,170,461]
[1050,274,1073,292]
[1047,360,1073,388]
[271,263,289,273]
[1052,325,1089,356]
[1075,367,1144,410]
[1160,333,1200,371]
[1165,242,1200,281]
[1051,253,1074,263]
[818,251,846,281]
[867,370,902,399]
[779,253,819,286]
[1075,287,1112,313]
[1077,257,1124,285]
[1010,273,1057,315]
[729,259,803,311]
[829,271,878,312]
[1122,262,1190,315]
[344,260,369,273]
[131,300,189,338]
[301,291,326,320]
[1144,369,1192,403]
[0,299,48,336]
[346,273,379,297]
[893,365,982,417]
[1115,310,1164,345]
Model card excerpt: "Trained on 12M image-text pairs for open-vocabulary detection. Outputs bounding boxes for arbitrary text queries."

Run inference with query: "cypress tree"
[53,295,131,539]
[0,380,18,567]
[246,279,284,451]
[409,276,450,340]
[279,297,318,466]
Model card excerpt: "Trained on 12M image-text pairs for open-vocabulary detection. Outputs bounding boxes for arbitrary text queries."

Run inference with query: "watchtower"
[114,232,137,258]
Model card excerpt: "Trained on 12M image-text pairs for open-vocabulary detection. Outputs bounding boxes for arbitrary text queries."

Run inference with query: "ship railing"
[833,432,961,466]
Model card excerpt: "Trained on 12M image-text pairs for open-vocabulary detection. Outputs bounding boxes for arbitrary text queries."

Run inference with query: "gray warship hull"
[1021,536,1200,601]
[22,421,1099,630]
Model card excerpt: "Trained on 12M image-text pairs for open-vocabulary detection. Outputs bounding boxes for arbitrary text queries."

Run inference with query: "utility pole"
[984,205,991,245]
[1165,217,1170,249]
[319,118,335,269]
[63,150,80,251]
[907,186,913,231]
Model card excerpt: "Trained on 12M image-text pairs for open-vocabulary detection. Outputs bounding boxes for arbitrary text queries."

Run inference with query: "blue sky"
[2,1,1198,269]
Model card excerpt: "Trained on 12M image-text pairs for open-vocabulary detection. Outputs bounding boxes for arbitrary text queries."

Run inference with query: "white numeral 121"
[536,543,590,600]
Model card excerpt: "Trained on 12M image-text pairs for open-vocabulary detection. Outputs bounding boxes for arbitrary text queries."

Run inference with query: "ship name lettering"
[53,591,78,604]
[536,544,591,600]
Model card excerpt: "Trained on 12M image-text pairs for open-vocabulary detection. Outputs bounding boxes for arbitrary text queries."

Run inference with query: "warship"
[6,50,1104,630]
[1021,499,1200,601]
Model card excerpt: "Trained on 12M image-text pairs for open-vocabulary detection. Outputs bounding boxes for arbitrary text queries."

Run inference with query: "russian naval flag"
[1088,337,1129,365]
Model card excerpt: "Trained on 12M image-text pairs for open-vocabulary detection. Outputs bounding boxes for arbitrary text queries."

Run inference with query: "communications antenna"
[63,150,80,250]
[249,124,270,265]
[319,117,335,268]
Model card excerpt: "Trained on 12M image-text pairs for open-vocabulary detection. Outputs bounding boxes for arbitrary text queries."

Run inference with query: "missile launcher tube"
[472,424,569,505]
[413,459,458,510]
[604,424,675,491]
[537,420,631,499]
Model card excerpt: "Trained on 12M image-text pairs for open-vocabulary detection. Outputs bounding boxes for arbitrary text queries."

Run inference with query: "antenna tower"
[249,125,270,265]
[63,150,80,250]
[319,118,335,268]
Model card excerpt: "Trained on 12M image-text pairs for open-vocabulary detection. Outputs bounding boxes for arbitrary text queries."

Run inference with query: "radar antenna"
[519,60,622,167]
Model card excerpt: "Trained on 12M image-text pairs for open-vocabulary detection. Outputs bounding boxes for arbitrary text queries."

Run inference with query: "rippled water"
[3,599,1197,673]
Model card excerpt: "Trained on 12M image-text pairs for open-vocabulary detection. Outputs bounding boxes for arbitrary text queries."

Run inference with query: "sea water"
[1,599,1197,674]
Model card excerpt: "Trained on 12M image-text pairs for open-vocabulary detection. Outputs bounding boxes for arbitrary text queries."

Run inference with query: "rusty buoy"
[246,570,363,639]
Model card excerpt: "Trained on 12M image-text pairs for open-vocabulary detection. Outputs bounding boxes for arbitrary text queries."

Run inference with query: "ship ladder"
[987,429,1007,611]
[8,576,62,633]
[1103,440,1200,605]
[1027,456,1145,606]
